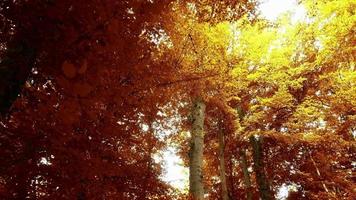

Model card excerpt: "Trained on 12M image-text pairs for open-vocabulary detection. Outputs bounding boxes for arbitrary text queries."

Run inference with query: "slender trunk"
[239,149,252,200]
[218,131,229,200]
[228,158,235,200]
[189,97,206,200]
[249,135,272,200]
[310,154,329,193]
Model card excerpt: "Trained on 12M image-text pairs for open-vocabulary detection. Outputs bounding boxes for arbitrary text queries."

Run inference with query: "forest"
[0,0,355,199]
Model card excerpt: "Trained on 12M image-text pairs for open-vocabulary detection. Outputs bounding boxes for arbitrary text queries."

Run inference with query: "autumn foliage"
[0,0,355,199]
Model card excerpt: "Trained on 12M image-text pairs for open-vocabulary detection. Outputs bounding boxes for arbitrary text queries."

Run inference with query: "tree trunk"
[228,157,235,200]
[189,97,206,200]
[218,131,229,200]
[249,135,272,200]
[239,149,252,200]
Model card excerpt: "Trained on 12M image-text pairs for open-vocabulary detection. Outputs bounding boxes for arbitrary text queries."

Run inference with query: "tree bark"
[239,149,252,200]
[228,157,235,200]
[249,135,272,200]
[218,131,229,200]
[189,97,206,200]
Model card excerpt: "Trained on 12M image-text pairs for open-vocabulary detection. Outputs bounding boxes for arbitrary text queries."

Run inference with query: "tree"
[189,95,206,200]
[0,0,177,199]
[158,2,257,199]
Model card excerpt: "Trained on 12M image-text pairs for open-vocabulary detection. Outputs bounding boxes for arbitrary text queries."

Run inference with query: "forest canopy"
[0,0,355,199]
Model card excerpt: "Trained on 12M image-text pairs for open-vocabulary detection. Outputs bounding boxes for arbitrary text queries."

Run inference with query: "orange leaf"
[74,82,93,97]
[62,61,76,78]
[78,60,88,74]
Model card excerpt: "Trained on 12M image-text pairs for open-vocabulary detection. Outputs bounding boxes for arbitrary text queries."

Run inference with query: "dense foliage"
[0,0,354,199]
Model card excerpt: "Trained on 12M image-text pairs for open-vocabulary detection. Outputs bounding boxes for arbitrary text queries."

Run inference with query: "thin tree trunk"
[239,149,252,200]
[249,135,272,200]
[189,97,206,200]
[228,158,235,200]
[218,131,229,200]
[310,154,329,193]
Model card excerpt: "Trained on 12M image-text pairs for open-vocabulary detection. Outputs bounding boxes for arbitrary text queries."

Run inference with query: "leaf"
[74,82,92,97]
[62,61,76,78]
[78,60,88,74]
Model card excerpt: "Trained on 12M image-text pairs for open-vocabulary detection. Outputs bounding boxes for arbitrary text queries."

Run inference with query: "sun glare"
[161,147,189,192]
[259,0,307,22]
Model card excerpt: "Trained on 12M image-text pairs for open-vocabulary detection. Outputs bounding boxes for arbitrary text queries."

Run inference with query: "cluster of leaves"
[0,0,179,199]
[163,0,355,199]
